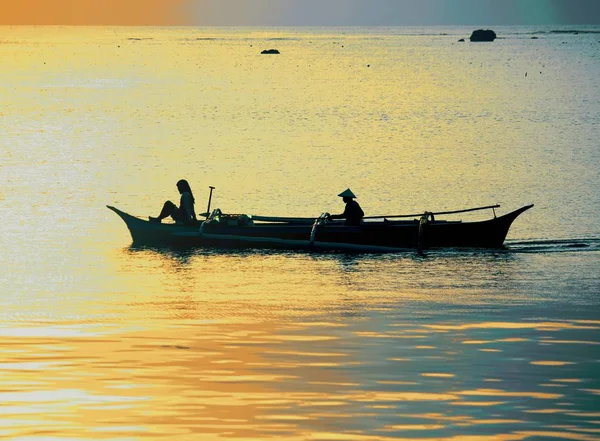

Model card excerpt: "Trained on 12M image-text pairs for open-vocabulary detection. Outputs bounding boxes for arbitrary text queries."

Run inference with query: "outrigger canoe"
[107,204,533,253]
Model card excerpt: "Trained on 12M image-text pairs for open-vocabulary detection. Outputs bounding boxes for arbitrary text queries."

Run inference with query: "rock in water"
[469,29,497,42]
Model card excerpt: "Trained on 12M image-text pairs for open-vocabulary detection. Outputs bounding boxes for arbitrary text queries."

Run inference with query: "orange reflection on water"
[426,321,600,331]
[357,391,459,402]
[581,389,600,395]
[515,431,599,441]
[265,335,339,342]
[376,380,418,385]
[531,361,576,366]
[264,350,347,357]
[380,423,445,430]
[354,331,428,339]
[457,389,563,399]
[452,401,507,407]
[307,381,361,387]
[310,431,533,441]
[525,408,570,414]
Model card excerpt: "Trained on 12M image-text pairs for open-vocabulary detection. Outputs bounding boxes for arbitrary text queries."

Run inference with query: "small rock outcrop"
[458,38,465,42]
[261,49,280,54]
[469,29,496,42]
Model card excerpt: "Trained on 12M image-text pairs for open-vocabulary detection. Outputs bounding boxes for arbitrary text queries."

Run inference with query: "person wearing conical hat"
[329,188,364,226]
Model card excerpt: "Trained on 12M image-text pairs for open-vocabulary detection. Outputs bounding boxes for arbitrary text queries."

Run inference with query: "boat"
[107,203,534,253]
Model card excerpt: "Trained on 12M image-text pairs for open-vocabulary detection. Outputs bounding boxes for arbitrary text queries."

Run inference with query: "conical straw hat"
[337,188,357,198]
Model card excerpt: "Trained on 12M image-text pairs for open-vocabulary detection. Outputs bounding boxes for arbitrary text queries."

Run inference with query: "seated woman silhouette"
[149,179,198,225]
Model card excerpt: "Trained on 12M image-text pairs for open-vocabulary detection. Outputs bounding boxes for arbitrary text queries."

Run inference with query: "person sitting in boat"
[149,179,198,225]
[329,188,364,226]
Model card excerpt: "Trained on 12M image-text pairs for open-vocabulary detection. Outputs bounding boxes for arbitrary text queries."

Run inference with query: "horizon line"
[2,23,598,27]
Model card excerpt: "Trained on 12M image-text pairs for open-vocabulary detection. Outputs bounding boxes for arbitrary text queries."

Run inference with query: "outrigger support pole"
[364,204,501,220]
[206,186,215,218]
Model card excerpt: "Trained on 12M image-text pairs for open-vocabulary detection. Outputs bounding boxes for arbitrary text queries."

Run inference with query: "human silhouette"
[329,188,364,226]
[149,179,198,225]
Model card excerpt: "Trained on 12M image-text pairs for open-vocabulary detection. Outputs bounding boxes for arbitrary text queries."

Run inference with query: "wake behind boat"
[107,203,534,253]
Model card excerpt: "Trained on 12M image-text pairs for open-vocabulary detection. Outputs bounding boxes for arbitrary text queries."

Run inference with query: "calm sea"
[1,25,599,440]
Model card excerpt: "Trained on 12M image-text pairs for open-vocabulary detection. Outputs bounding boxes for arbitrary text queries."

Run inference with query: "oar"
[205,186,215,218]
[364,204,500,220]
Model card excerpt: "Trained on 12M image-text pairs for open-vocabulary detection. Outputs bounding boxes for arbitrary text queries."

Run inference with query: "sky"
[1,0,599,26]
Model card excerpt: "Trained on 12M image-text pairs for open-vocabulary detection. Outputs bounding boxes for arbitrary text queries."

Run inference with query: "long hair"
[176,179,195,204]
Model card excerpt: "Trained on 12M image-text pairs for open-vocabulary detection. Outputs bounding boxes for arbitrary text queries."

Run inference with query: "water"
[1,26,599,440]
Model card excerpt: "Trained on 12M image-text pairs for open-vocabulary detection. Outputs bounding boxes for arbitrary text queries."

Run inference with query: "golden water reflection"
[1,247,598,439]
[1,307,598,440]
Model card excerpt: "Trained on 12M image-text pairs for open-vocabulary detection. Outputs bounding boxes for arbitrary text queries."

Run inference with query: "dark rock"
[261,49,280,54]
[531,36,538,39]
[469,29,496,42]
[458,38,465,42]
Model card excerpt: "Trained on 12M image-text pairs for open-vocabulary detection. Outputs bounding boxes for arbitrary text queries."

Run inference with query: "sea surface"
[1,25,599,440]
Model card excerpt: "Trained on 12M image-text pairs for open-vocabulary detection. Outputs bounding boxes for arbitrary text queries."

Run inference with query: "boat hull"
[107,204,533,252]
